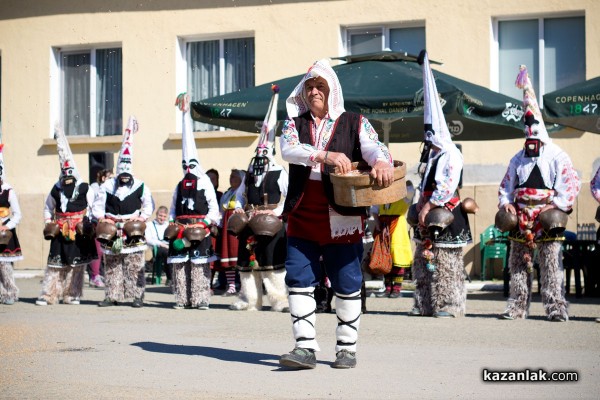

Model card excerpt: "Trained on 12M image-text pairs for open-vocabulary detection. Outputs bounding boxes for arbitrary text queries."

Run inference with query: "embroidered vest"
[283,111,367,217]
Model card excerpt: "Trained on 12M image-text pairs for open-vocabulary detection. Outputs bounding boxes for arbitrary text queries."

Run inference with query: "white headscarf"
[286,58,345,121]
[116,116,138,175]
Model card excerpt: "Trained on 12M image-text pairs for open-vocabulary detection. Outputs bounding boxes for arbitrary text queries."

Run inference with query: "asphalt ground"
[1,273,600,400]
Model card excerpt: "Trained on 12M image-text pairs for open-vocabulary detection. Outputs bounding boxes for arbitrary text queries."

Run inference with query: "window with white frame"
[345,25,425,56]
[496,16,585,104]
[55,47,122,137]
[185,37,255,131]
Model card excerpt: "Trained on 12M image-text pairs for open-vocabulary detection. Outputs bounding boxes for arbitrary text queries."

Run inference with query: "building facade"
[0,0,599,276]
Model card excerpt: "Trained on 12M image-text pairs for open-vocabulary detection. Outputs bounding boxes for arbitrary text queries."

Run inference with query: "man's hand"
[0,225,8,231]
[370,160,394,187]
[418,201,437,226]
[323,151,353,174]
[101,218,116,224]
[233,208,245,214]
[503,203,517,215]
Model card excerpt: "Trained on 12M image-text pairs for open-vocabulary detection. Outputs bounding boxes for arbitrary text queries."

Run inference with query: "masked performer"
[93,116,154,308]
[279,59,393,369]
[230,85,289,313]
[0,144,23,305]
[36,127,96,306]
[498,65,580,322]
[167,94,220,310]
[409,51,472,319]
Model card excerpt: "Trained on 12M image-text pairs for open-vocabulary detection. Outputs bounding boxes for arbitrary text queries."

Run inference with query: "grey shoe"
[198,301,209,310]
[332,349,357,369]
[3,298,15,305]
[173,303,185,310]
[35,299,48,306]
[433,311,455,319]
[98,298,118,307]
[132,298,144,308]
[550,315,567,322]
[279,348,317,369]
[499,313,514,320]
[408,307,422,316]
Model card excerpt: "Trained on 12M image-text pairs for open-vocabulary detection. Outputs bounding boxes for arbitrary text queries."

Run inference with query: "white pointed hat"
[116,116,138,175]
[418,50,454,152]
[256,84,280,159]
[54,124,81,182]
[175,93,204,177]
[515,65,551,144]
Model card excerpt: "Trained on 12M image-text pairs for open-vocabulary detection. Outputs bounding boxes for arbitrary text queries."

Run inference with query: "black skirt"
[236,226,287,271]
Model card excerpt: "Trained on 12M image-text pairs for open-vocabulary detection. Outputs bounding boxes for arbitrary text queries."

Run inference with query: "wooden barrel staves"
[330,160,407,207]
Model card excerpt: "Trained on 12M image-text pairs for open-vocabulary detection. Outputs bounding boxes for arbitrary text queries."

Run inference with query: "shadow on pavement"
[131,341,280,367]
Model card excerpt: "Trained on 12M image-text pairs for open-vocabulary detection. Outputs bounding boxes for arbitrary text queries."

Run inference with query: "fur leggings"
[104,252,145,302]
[38,265,85,304]
[172,261,211,307]
[505,241,568,320]
[412,244,466,316]
[0,262,19,302]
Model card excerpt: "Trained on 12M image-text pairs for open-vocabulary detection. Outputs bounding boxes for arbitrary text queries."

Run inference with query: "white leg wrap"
[335,291,362,352]
[288,287,319,351]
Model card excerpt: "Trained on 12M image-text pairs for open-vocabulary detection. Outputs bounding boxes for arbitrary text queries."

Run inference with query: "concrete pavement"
[1,272,599,399]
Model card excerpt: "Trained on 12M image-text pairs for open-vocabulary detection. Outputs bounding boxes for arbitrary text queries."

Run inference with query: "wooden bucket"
[330,160,407,207]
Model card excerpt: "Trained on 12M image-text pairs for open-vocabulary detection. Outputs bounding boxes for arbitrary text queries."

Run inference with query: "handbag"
[367,225,392,275]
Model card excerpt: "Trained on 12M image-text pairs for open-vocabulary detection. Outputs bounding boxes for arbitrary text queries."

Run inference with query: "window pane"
[498,20,538,100]
[350,31,382,54]
[188,40,220,131]
[63,52,90,136]
[390,27,425,55]
[224,38,255,93]
[544,17,585,92]
[96,48,122,136]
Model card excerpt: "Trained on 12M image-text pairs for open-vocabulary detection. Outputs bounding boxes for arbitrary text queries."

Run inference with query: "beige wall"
[1,0,599,270]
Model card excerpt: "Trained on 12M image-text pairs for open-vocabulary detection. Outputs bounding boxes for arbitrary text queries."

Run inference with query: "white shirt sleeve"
[139,183,154,221]
[5,189,22,230]
[498,156,518,208]
[92,184,107,220]
[280,117,321,167]
[201,175,221,226]
[358,116,392,166]
[551,151,581,211]
[429,150,463,207]
[273,168,289,217]
[145,221,160,247]
[43,191,56,222]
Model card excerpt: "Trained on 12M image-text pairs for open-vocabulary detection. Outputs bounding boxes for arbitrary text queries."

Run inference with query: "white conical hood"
[116,116,138,175]
[419,50,454,152]
[515,65,551,144]
[176,93,203,177]
[54,124,81,182]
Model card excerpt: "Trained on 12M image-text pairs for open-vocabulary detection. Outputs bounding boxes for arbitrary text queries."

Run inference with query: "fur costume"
[37,125,96,306]
[0,262,19,304]
[0,144,23,305]
[92,116,154,306]
[231,86,289,312]
[499,66,580,321]
[411,51,471,318]
[167,94,220,309]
